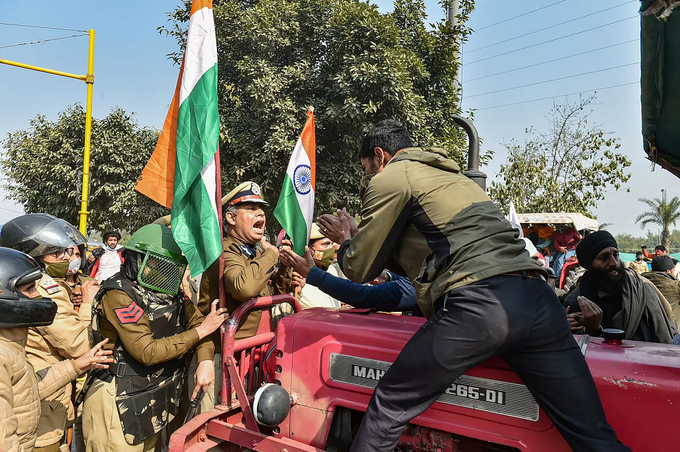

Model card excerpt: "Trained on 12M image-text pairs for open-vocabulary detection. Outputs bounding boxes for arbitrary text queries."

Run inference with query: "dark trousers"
[349,275,630,452]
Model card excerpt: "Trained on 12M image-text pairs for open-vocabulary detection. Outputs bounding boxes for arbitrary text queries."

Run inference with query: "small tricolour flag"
[274,107,316,256]
[135,0,221,276]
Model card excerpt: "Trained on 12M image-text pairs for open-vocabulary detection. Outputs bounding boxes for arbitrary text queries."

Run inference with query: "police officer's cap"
[222,181,268,208]
[310,223,324,241]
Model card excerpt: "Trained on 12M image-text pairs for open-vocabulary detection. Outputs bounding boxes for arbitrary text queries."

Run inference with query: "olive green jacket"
[339,147,546,318]
[642,271,680,329]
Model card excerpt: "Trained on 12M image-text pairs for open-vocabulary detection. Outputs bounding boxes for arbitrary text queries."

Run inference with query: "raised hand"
[197,300,229,340]
[73,339,114,376]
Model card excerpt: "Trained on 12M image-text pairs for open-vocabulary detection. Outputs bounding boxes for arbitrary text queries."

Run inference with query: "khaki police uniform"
[54,272,96,452]
[0,327,82,452]
[192,182,291,413]
[629,259,649,274]
[341,147,629,452]
[82,282,212,451]
[27,274,91,451]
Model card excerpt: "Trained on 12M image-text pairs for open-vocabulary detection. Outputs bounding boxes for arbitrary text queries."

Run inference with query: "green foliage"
[1,104,169,233]
[635,191,680,251]
[488,95,632,216]
[614,229,680,254]
[614,231,661,253]
[161,0,479,234]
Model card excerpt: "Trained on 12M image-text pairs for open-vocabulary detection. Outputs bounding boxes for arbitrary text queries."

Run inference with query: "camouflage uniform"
[82,274,213,450]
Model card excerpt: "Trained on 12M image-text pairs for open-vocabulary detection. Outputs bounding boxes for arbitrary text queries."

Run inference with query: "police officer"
[194,181,292,413]
[0,247,112,452]
[0,213,96,452]
[82,224,227,451]
[319,120,630,452]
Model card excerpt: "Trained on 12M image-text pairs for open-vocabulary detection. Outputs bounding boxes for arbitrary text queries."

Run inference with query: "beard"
[589,261,626,294]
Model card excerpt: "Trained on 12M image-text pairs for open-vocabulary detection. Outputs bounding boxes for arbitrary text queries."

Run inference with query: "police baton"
[184,387,204,424]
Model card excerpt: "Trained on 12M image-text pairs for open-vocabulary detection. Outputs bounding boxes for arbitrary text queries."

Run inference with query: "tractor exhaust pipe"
[453,115,487,191]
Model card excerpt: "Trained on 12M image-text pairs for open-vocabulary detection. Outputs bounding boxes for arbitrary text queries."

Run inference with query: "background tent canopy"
[517,213,599,232]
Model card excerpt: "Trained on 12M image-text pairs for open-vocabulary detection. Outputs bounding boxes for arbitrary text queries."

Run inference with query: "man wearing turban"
[564,231,678,343]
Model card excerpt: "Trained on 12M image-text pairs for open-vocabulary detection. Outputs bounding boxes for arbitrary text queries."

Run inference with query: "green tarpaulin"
[641,1,680,177]
[619,252,680,263]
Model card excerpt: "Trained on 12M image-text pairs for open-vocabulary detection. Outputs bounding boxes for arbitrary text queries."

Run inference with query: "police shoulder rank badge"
[114,302,144,324]
[40,277,61,295]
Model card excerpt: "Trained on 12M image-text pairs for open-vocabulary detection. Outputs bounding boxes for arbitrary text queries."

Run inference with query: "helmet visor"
[10,218,86,257]
[137,250,187,295]
[0,298,57,328]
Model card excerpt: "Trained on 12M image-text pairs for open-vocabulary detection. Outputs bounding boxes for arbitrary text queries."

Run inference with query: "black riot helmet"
[0,213,86,259]
[0,247,57,328]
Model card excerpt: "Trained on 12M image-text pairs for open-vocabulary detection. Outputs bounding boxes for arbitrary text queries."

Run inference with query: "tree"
[1,104,169,234]
[161,0,479,234]
[488,95,631,216]
[614,232,658,254]
[635,192,680,251]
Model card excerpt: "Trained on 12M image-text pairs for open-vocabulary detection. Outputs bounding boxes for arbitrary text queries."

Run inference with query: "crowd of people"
[522,220,680,344]
[4,119,680,452]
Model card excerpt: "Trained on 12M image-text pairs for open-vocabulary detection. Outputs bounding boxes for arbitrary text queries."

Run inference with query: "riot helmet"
[0,247,57,328]
[123,224,187,295]
[0,213,86,259]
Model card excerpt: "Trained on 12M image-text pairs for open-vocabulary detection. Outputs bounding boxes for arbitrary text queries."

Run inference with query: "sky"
[0,0,674,238]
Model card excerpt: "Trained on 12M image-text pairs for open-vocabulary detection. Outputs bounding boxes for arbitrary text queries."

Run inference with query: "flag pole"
[214,149,226,311]
[214,149,229,405]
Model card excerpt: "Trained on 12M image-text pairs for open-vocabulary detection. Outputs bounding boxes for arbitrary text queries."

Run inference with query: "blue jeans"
[554,249,576,280]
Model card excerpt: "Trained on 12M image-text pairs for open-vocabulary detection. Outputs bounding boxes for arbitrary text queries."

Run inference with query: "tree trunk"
[663,227,671,252]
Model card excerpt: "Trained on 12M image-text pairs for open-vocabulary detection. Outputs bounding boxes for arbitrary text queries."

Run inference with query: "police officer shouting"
[196,181,292,412]
[319,120,630,452]
[82,224,227,451]
[0,213,96,452]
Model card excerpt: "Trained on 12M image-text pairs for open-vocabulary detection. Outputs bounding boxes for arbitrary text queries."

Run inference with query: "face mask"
[106,244,117,251]
[313,247,335,268]
[68,258,82,275]
[45,261,70,278]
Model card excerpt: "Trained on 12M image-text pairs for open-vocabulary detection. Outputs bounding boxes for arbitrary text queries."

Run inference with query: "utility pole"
[448,0,461,98]
[0,29,95,235]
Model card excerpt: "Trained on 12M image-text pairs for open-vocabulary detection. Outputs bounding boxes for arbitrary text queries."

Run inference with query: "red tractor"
[170,294,680,452]
[171,114,679,451]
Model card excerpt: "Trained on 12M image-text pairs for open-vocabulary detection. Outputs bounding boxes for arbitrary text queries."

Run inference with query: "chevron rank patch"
[114,302,145,324]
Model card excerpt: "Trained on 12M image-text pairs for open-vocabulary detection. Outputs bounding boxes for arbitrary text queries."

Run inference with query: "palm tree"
[635,192,680,251]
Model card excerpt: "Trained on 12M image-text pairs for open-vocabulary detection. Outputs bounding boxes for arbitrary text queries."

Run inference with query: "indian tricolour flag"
[135,0,221,276]
[274,107,316,256]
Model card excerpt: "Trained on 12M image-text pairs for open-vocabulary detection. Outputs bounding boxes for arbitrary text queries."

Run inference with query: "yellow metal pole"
[78,29,95,235]
[0,58,87,82]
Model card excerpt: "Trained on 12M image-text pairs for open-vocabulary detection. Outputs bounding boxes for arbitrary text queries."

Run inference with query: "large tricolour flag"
[274,107,316,256]
[135,0,221,276]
